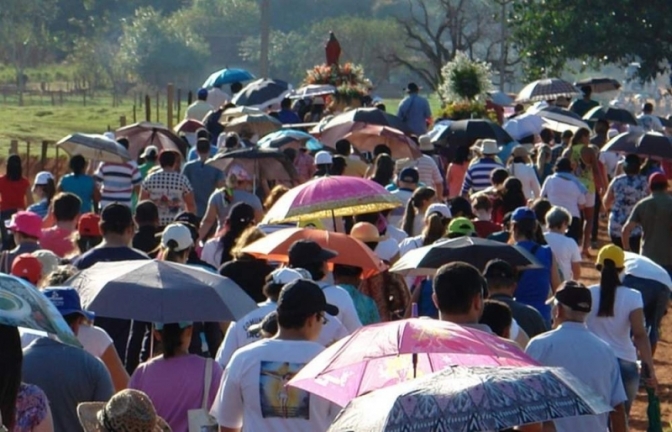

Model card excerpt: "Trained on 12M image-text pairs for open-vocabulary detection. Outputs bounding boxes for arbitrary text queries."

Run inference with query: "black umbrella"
[232,78,292,108]
[574,77,621,93]
[434,119,515,147]
[583,106,638,126]
[658,116,672,128]
[602,132,672,160]
[389,237,543,276]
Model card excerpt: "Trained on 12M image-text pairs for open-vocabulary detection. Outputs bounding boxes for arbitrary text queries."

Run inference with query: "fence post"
[166,84,174,129]
[59,90,64,105]
[120,116,127,127]
[9,140,18,155]
[83,89,87,107]
[40,141,49,171]
[145,95,151,122]
[176,88,182,121]
[187,91,193,105]
[26,142,31,179]
[133,105,137,123]
[155,91,160,123]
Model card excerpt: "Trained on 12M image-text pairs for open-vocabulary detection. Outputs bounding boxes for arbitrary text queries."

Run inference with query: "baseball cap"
[447,217,476,236]
[197,88,208,98]
[649,172,667,187]
[511,207,536,222]
[315,151,333,165]
[11,253,42,285]
[277,279,339,317]
[34,171,54,186]
[596,244,625,268]
[42,287,95,321]
[6,211,43,239]
[269,267,310,285]
[398,167,419,184]
[288,240,338,268]
[425,203,452,220]
[140,145,159,159]
[161,223,194,252]
[483,259,516,280]
[78,213,102,236]
[546,281,592,313]
[174,211,201,227]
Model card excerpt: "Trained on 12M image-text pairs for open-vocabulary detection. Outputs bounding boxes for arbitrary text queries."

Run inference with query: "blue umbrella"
[203,68,255,88]
[258,130,324,151]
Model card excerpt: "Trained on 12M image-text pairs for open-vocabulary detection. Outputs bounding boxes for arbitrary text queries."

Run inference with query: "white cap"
[31,249,60,277]
[315,151,333,165]
[140,145,159,158]
[425,203,452,220]
[270,267,310,285]
[34,171,54,186]
[375,238,400,262]
[161,223,194,252]
[228,165,252,181]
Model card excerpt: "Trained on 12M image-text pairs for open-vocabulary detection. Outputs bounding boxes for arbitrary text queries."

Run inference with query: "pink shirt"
[129,355,223,432]
[40,227,76,258]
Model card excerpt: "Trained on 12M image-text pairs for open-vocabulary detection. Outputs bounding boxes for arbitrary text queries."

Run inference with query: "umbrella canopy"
[574,77,621,93]
[487,90,514,106]
[56,133,132,163]
[115,122,188,159]
[529,106,590,133]
[314,108,413,142]
[219,106,265,124]
[232,78,292,109]
[289,318,537,407]
[0,274,79,347]
[328,366,613,432]
[433,119,515,147]
[516,78,581,103]
[173,119,204,134]
[290,84,337,99]
[223,113,282,137]
[503,113,545,140]
[390,237,543,276]
[344,125,421,159]
[583,106,638,126]
[67,260,257,322]
[262,176,403,224]
[601,132,672,160]
[202,68,254,88]
[241,228,387,278]
[207,147,298,184]
[257,129,323,152]
[659,116,672,128]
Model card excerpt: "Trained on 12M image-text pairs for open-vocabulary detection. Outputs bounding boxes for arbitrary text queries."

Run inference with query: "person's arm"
[33,403,54,432]
[530,167,541,199]
[25,184,34,206]
[603,179,616,211]
[609,403,628,432]
[139,186,150,201]
[184,192,196,213]
[630,307,657,390]
[200,192,220,240]
[571,261,582,280]
[100,344,130,392]
[220,428,241,432]
[460,167,473,197]
[550,255,561,292]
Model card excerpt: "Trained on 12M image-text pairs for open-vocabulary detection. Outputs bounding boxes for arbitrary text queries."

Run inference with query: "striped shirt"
[95,161,142,207]
[461,158,503,195]
[395,155,442,189]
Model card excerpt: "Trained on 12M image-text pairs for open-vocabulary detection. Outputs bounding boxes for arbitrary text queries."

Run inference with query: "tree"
[118,7,210,89]
[509,0,672,82]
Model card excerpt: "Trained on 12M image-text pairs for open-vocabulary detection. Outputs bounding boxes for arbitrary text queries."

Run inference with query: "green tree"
[118,7,210,89]
[509,0,672,82]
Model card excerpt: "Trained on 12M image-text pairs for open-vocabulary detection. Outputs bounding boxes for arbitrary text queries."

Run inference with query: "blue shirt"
[397,94,432,136]
[73,246,149,270]
[182,160,225,217]
[59,173,96,213]
[515,240,553,323]
[187,145,218,162]
[27,199,49,219]
[276,109,301,125]
[526,322,627,432]
[460,158,503,195]
[338,283,381,326]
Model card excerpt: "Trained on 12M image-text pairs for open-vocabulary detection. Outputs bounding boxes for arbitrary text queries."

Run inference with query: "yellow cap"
[596,244,625,268]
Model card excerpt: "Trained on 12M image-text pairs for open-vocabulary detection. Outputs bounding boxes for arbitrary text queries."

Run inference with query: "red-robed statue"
[325,31,341,66]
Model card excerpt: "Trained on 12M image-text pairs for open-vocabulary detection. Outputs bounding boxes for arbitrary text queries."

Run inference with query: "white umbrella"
[56,133,131,163]
[503,113,545,140]
[290,84,337,99]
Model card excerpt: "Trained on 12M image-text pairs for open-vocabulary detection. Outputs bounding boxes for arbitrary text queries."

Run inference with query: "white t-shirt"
[215,300,349,368]
[543,232,582,280]
[509,163,541,200]
[624,252,672,291]
[211,339,339,432]
[19,324,113,359]
[540,175,586,218]
[586,285,643,362]
[317,282,362,334]
[385,224,408,245]
[388,189,413,228]
[599,152,620,179]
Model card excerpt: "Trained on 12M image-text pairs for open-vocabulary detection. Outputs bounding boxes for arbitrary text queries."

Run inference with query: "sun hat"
[11,253,42,285]
[42,287,95,321]
[398,167,419,184]
[78,213,102,237]
[596,244,625,268]
[447,217,476,236]
[649,172,668,188]
[546,281,592,313]
[34,171,54,186]
[425,203,452,220]
[31,250,60,279]
[160,223,194,252]
[5,211,43,239]
[405,82,420,93]
[277,279,339,317]
[350,222,384,243]
[418,135,434,152]
[288,239,338,268]
[315,151,333,165]
[480,139,500,155]
[77,389,171,432]
[140,145,159,159]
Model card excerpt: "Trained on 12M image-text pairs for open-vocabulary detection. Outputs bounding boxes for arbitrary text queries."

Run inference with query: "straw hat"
[350,222,386,243]
[77,389,171,432]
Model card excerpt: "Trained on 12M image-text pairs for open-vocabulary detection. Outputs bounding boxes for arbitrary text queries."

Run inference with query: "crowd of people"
[0,81,670,432]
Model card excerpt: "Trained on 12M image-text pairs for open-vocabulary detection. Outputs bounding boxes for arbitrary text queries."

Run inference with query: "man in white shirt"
[637,102,664,132]
[184,88,214,121]
[288,240,363,333]
[211,279,340,432]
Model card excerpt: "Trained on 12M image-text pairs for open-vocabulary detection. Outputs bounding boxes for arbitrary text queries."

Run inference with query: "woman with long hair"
[400,187,436,237]
[201,202,255,268]
[369,154,395,188]
[58,155,99,214]
[1,324,53,432]
[587,245,656,414]
[507,146,541,201]
[0,155,32,250]
[26,172,55,220]
[445,145,470,198]
[491,178,527,225]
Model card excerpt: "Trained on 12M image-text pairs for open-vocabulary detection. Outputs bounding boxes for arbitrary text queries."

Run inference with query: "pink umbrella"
[344,125,421,159]
[261,176,403,224]
[288,318,538,407]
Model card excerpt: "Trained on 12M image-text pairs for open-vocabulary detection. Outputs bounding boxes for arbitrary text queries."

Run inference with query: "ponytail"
[597,259,621,317]
[401,199,416,236]
[159,239,189,263]
[422,213,448,246]
[401,187,436,236]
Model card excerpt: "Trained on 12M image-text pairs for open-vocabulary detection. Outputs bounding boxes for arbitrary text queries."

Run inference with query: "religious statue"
[325,31,341,66]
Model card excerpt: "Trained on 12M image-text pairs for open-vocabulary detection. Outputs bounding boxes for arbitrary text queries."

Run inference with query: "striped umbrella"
[516,78,582,103]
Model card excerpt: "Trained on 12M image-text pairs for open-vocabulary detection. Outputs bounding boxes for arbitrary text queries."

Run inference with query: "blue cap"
[511,207,536,222]
[197,88,208,98]
[155,321,193,331]
[42,287,95,321]
[399,167,419,184]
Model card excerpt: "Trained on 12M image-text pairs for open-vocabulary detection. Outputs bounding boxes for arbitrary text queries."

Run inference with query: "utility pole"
[498,0,508,91]
[260,0,271,78]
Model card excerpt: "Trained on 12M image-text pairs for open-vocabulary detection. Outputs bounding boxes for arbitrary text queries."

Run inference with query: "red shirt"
[0,175,29,212]
[473,220,502,238]
[40,227,76,258]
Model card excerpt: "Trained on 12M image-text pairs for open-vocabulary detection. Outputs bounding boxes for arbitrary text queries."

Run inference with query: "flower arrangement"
[304,62,370,88]
[440,101,499,122]
[438,51,493,103]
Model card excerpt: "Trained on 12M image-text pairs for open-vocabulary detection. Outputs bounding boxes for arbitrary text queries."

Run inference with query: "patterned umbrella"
[115,122,188,159]
[328,366,613,432]
[583,106,638,126]
[344,125,421,159]
[314,108,414,142]
[232,78,292,109]
[516,78,582,103]
[574,77,621,93]
[206,147,298,185]
[56,133,132,163]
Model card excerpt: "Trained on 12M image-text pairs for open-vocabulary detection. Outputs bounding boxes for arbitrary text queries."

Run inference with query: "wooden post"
[83,89,87,107]
[120,116,127,127]
[166,83,174,129]
[59,90,64,105]
[176,88,182,121]
[40,141,49,171]
[145,95,151,122]
[26,142,31,179]
[51,92,55,106]
[133,105,137,123]
[55,145,60,177]
[187,91,193,105]
[156,91,160,123]
[9,140,18,154]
